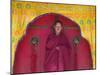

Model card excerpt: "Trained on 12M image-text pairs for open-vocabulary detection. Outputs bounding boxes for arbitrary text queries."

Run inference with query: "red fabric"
[44,33,71,72]
[75,38,93,69]
[13,13,93,74]
[13,35,37,74]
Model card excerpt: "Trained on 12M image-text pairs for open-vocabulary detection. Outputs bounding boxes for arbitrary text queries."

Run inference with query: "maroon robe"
[44,32,72,72]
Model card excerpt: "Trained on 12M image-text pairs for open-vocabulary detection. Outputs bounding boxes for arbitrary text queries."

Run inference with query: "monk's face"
[54,22,62,35]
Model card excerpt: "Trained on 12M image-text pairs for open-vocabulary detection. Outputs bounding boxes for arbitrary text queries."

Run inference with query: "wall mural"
[12,1,96,74]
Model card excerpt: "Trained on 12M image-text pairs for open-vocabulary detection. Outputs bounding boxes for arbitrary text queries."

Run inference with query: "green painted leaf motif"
[87,19,91,25]
[26,4,31,9]
[80,20,83,25]
[17,3,22,8]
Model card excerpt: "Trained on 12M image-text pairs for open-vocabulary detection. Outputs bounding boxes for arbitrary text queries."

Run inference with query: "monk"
[44,21,72,72]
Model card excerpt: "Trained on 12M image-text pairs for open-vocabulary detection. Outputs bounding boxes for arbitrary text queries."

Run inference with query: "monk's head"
[52,20,63,35]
